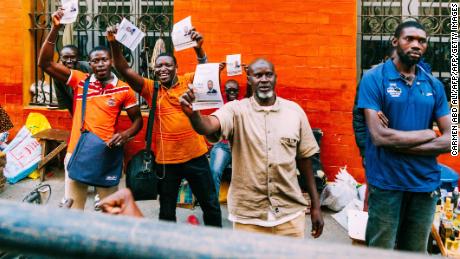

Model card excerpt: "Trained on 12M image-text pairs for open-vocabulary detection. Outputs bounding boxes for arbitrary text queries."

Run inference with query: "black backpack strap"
[145,81,159,155]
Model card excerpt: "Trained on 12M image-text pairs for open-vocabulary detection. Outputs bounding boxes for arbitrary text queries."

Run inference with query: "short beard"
[397,47,420,67]
[256,90,274,100]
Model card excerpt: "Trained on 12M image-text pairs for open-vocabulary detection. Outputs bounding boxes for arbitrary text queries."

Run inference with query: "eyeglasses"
[226,89,239,93]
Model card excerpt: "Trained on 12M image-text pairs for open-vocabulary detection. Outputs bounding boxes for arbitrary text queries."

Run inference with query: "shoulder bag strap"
[80,77,91,132]
[145,81,159,153]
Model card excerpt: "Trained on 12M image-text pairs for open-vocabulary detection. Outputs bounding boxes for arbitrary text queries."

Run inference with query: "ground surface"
[0,168,352,245]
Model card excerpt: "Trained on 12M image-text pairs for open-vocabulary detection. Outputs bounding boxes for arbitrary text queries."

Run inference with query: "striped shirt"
[66,70,138,153]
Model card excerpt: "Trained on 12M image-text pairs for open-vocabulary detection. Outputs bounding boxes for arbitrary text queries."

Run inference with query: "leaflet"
[226,54,242,76]
[115,18,145,52]
[172,16,197,51]
[60,0,78,24]
[192,63,224,111]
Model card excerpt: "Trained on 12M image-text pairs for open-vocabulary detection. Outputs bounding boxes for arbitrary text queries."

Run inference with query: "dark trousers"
[365,184,438,252]
[157,155,222,227]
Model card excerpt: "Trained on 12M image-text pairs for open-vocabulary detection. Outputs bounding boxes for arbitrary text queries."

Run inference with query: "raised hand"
[190,28,204,49]
[52,8,65,27]
[106,24,119,42]
[179,84,197,117]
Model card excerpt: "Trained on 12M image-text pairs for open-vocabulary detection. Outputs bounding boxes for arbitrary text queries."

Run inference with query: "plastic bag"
[30,80,58,105]
[320,166,358,211]
[177,179,196,209]
[3,126,42,184]
[25,113,51,179]
[0,132,9,151]
[25,112,51,135]
[357,184,367,201]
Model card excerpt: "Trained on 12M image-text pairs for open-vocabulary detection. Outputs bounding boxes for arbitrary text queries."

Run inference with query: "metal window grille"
[31,0,174,109]
[358,0,457,101]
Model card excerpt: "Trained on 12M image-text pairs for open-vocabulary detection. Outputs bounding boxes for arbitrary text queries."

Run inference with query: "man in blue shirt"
[358,20,451,252]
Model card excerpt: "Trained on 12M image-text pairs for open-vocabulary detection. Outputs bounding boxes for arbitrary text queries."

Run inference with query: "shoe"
[94,194,101,211]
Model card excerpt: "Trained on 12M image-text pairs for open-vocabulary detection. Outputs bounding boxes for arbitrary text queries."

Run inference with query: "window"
[358,0,456,101]
[30,0,174,107]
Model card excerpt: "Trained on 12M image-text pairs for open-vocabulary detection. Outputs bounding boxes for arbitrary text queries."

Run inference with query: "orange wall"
[0,0,27,133]
[0,0,458,183]
[174,0,364,181]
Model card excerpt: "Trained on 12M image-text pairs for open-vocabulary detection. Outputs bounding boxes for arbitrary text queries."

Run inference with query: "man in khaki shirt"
[180,58,324,238]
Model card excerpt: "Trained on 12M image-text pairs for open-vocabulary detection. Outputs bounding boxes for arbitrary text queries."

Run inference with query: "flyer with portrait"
[60,0,78,24]
[192,63,224,111]
[172,16,197,51]
[115,18,145,52]
[226,54,242,76]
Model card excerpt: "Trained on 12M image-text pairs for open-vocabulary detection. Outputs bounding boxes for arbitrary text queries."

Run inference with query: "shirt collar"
[89,72,118,87]
[250,96,281,112]
[384,59,428,81]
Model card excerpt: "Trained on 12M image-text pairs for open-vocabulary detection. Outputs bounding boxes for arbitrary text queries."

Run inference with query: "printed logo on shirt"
[106,175,118,181]
[387,83,402,97]
[107,98,116,107]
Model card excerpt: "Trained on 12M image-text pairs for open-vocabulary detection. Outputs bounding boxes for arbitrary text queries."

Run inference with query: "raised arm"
[364,109,436,148]
[106,26,145,93]
[397,115,451,155]
[38,9,71,83]
[190,28,206,63]
[179,88,221,136]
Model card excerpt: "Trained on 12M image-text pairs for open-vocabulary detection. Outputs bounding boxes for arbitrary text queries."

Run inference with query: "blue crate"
[440,164,459,192]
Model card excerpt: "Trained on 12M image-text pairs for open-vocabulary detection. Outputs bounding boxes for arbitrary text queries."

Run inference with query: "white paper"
[115,18,145,52]
[192,63,223,111]
[60,0,78,24]
[226,54,242,76]
[347,209,368,241]
[331,199,364,231]
[172,16,197,51]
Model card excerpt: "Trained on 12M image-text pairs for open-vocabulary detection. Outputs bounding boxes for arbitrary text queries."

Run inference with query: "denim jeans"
[157,155,222,227]
[365,184,439,252]
[209,141,231,196]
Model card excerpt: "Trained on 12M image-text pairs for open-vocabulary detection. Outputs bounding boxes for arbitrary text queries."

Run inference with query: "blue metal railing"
[0,200,423,258]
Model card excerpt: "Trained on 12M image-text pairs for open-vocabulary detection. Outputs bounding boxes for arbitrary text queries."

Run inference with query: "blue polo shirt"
[357,59,449,192]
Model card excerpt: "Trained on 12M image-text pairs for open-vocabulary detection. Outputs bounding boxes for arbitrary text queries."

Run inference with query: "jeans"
[209,142,232,196]
[157,155,222,227]
[365,184,439,252]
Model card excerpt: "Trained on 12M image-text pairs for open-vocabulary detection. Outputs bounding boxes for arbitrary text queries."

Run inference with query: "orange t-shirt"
[66,70,138,153]
[141,73,208,164]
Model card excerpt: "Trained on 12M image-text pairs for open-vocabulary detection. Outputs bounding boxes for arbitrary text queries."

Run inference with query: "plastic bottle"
[453,187,459,210]
[446,196,453,213]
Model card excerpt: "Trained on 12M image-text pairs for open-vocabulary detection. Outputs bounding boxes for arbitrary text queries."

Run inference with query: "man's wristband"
[197,54,207,64]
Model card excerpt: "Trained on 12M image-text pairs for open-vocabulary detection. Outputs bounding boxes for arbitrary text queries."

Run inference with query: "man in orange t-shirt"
[107,26,222,227]
[38,9,143,210]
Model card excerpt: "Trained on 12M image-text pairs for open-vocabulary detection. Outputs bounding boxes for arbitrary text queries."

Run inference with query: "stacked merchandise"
[0,105,13,193]
[436,165,460,255]
[0,152,6,193]
[438,188,460,252]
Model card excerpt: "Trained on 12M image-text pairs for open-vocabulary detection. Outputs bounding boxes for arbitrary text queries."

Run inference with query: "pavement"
[0,167,352,245]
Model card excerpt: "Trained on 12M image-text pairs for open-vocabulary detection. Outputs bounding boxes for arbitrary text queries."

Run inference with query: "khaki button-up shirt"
[211,97,319,220]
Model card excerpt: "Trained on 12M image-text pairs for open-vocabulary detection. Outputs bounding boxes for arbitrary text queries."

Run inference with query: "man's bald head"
[247,58,275,75]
